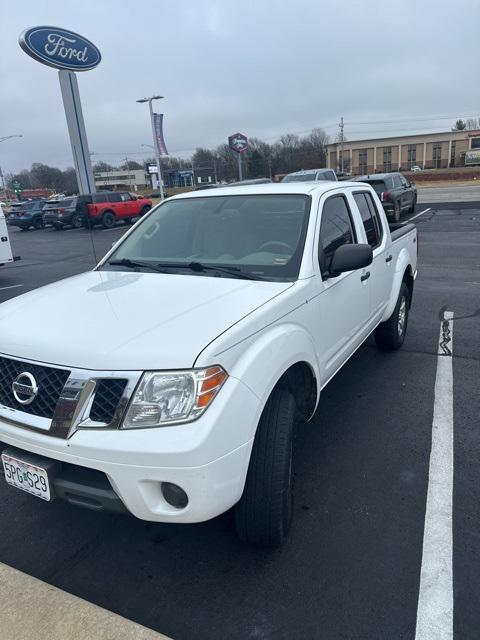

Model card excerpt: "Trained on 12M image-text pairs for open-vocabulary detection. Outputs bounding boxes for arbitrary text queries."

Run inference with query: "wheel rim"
[398,296,407,336]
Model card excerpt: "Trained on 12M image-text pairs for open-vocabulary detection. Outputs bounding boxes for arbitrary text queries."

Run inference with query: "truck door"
[315,193,371,380]
[351,190,391,325]
[0,208,13,265]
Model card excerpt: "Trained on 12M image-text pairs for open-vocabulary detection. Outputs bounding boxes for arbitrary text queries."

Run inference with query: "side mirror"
[326,243,372,278]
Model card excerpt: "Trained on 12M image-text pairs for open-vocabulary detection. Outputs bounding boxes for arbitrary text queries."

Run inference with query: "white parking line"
[0,284,23,292]
[415,311,454,640]
[408,207,431,222]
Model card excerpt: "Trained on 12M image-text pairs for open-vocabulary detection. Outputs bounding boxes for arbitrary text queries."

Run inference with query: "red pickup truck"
[87,192,152,228]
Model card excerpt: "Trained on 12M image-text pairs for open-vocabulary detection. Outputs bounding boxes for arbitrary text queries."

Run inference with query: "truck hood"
[0,270,292,370]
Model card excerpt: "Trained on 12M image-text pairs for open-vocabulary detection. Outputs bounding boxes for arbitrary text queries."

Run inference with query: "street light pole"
[136,96,165,200]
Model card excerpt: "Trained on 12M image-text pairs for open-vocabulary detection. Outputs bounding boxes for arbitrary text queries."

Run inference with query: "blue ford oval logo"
[19,26,101,72]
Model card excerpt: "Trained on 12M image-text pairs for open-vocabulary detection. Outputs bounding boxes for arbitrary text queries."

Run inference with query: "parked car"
[0,181,418,547]
[6,200,48,230]
[352,172,417,221]
[410,166,422,172]
[43,193,152,230]
[228,178,272,186]
[282,168,337,183]
[43,195,92,229]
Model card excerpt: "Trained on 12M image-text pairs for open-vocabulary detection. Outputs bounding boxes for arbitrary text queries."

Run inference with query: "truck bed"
[389,222,416,243]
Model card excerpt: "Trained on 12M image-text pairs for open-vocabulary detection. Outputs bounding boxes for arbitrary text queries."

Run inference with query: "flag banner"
[153,113,168,156]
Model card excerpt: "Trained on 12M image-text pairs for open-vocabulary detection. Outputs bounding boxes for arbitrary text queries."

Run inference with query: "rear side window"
[108,193,122,203]
[392,175,402,188]
[318,171,336,181]
[353,192,382,248]
[319,195,356,275]
[93,194,108,203]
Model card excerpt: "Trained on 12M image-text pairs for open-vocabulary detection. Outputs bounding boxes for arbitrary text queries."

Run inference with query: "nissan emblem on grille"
[12,372,39,405]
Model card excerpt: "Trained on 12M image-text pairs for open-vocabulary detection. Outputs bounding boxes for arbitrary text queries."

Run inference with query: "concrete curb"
[0,562,171,640]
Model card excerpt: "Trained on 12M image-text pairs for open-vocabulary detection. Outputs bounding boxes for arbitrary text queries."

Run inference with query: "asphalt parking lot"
[0,200,479,640]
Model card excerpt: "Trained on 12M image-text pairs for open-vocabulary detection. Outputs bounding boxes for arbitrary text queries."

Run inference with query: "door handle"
[360,271,370,282]
[385,254,393,263]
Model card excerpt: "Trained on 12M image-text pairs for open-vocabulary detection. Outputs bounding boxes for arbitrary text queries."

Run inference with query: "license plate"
[2,453,51,501]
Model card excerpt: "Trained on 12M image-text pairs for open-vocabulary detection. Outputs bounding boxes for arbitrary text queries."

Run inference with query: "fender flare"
[381,248,413,322]
[223,323,321,439]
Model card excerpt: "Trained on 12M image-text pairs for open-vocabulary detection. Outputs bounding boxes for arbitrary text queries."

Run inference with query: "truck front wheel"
[374,282,410,351]
[235,388,296,547]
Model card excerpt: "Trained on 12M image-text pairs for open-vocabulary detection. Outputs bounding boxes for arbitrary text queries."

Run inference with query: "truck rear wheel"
[71,213,83,229]
[374,282,410,351]
[235,388,296,547]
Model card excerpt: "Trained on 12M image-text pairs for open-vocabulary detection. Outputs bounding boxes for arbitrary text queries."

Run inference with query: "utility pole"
[339,116,345,173]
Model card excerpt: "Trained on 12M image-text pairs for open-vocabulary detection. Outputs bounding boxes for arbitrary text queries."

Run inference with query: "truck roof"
[169,181,364,200]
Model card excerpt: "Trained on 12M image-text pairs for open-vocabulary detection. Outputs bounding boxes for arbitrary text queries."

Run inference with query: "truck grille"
[0,356,70,419]
[89,379,128,424]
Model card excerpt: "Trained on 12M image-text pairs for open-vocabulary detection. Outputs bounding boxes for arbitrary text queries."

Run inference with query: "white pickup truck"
[0,183,417,547]
[0,205,15,267]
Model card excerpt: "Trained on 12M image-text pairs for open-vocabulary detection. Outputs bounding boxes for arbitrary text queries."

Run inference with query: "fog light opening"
[161,482,189,509]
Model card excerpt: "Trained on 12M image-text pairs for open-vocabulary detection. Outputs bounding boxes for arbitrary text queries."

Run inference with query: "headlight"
[122,366,228,428]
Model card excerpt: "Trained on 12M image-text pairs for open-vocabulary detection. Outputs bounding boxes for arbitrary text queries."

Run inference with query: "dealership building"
[326,129,480,174]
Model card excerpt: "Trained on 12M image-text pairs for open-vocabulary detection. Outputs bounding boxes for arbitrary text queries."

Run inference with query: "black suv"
[43,195,92,229]
[42,193,118,229]
[353,172,417,221]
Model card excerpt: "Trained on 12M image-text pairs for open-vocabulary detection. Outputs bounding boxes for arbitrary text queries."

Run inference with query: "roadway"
[0,201,479,639]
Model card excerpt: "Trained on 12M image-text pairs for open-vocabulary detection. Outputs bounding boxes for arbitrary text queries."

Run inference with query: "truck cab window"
[353,192,381,248]
[319,195,356,274]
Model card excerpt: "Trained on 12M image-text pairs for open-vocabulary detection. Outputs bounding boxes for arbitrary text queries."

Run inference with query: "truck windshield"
[283,173,316,182]
[105,194,311,281]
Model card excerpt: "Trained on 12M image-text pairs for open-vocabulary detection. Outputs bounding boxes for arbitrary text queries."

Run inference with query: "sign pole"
[58,70,96,194]
[237,153,243,181]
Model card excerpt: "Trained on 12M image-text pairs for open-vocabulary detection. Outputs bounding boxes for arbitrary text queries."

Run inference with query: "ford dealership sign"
[19,26,101,71]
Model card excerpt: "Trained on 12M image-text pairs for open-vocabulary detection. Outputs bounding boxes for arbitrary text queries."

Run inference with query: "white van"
[0,204,14,266]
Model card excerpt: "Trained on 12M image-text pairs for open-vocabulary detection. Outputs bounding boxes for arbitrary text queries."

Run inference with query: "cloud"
[1,0,479,173]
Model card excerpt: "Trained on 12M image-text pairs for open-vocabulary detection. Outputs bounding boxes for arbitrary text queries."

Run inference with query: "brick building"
[326,129,480,174]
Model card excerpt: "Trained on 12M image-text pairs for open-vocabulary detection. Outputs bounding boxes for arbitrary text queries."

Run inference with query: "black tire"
[235,388,296,547]
[393,200,401,222]
[374,282,410,351]
[140,205,151,217]
[101,211,116,229]
[32,217,44,230]
[409,196,417,214]
[71,213,83,229]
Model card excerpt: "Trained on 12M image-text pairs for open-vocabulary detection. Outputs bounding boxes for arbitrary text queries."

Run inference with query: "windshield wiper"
[157,261,265,281]
[107,258,170,274]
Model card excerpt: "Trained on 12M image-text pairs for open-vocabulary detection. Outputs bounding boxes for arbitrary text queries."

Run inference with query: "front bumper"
[0,375,260,523]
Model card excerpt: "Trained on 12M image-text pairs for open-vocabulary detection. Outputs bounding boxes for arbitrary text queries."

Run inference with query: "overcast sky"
[1,0,479,174]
